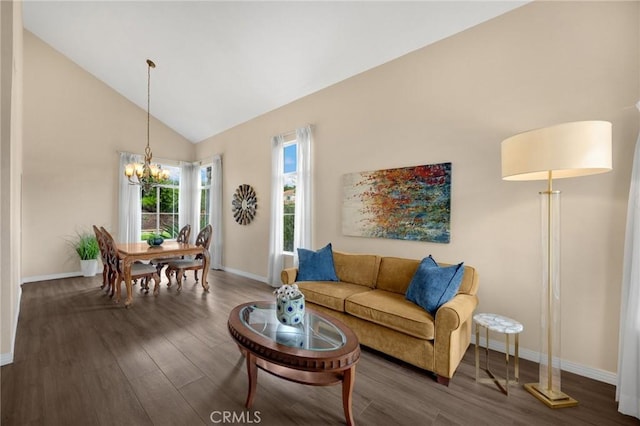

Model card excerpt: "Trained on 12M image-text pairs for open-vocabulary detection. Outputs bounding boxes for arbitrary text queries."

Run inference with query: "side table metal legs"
[475,322,520,395]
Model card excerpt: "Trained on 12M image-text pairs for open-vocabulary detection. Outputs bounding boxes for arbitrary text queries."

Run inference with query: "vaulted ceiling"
[23,1,528,143]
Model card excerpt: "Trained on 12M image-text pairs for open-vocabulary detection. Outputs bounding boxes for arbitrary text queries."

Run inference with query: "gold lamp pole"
[124,59,170,192]
[501,121,612,408]
[536,169,565,405]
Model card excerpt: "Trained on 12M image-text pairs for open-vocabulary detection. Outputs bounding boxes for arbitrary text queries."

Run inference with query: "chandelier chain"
[145,59,155,164]
[123,58,168,192]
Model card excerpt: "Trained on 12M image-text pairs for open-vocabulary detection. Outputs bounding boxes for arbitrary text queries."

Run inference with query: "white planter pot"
[80,259,99,277]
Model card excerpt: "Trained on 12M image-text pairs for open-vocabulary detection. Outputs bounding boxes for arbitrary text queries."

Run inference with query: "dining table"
[116,241,210,307]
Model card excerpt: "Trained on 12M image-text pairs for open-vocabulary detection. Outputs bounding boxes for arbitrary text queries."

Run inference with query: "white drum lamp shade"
[502,120,612,181]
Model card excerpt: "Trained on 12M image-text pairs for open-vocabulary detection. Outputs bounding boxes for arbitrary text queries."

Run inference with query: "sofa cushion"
[297,243,339,282]
[297,281,371,312]
[345,289,435,340]
[376,257,421,294]
[333,251,381,288]
[406,261,465,315]
[377,255,479,297]
[458,265,479,295]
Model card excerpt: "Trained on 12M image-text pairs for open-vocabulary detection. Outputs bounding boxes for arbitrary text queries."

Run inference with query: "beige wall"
[21,31,195,278]
[12,1,639,378]
[1,0,23,362]
[195,1,639,377]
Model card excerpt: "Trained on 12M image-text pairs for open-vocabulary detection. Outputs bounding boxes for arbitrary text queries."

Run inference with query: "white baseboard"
[21,271,82,284]
[1,284,22,366]
[219,266,269,285]
[0,352,13,366]
[471,334,617,385]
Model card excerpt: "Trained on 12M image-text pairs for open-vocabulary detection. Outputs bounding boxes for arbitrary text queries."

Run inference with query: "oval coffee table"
[228,301,360,425]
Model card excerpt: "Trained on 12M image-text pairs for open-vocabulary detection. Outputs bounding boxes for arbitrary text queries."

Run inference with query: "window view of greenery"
[200,165,212,229]
[141,165,180,240]
[283,143,297,252]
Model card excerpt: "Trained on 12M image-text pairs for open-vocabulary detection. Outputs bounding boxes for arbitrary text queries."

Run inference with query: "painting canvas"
[342,163,451,243]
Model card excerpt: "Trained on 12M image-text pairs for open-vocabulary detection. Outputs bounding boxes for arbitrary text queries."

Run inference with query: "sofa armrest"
[435,294,477,330]
[433,293,478,379]
[280,268,298,285]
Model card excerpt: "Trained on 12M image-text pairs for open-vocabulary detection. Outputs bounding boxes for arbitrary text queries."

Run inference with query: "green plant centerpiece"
[274,284,305,326]
[72,232,100,277]
[147,233,164,247]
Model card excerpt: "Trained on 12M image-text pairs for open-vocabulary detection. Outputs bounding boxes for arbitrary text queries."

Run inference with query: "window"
[140,165,180,240]
[200,164,212,229]
[283,142,297,253]
[268,126,311,286]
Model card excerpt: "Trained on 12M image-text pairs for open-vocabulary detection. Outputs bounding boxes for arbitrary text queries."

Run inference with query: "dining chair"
[150,224,191,278]
[165,224,212,291]
[92,225,109,290]
[100,227,161,297]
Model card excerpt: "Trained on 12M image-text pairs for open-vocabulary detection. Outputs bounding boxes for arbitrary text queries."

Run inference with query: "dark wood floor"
[1,270,638,426]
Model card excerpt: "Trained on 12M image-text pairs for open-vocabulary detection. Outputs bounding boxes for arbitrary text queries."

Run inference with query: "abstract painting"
[342,162,451,243]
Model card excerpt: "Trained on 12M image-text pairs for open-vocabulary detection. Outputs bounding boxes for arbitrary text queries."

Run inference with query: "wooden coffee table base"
[228,302,360,426]
[241,349,356,426]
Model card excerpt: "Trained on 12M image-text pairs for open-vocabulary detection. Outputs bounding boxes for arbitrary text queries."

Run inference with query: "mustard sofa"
[281,250,479,384]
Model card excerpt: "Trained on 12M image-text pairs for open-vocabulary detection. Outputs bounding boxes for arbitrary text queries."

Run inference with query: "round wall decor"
[232,184,258,225]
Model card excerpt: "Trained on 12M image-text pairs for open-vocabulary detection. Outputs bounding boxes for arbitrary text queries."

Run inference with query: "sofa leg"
[436,375,450,386]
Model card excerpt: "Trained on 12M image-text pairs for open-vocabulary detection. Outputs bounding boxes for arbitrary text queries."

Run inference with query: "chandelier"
[124,59,170,192]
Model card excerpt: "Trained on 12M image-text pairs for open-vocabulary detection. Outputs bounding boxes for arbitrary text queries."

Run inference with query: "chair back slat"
[196,224,213,249]
[194,224,213,259]
[100,227,121,275]
[177,224,191,244]
[93,225,108,261]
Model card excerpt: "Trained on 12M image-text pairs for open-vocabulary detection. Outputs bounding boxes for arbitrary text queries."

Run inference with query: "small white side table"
[474,313,523,395]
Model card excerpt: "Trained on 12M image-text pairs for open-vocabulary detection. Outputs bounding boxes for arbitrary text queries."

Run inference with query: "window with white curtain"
[283,142,297,253]
[199,164,213,229]
[140,164,181,240]
[268,125,312,286]
[119,155,222,253]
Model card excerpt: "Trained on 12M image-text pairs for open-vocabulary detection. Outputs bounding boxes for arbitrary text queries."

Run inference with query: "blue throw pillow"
[297,243,339,282]
[406,256,464,315]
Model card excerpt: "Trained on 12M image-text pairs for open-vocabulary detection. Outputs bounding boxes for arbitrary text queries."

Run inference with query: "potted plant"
[274,284,305,325]
[73,232,100,277]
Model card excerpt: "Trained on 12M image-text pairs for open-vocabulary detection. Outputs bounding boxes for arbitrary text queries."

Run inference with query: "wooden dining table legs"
[114,242,210,308]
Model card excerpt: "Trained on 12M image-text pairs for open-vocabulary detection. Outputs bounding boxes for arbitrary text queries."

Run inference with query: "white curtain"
[617,128,640,419]
[267,135,285,286]
[209,155,223,269]
[118,152,142,243]
[179,161,200,243]
[293,125,313,263]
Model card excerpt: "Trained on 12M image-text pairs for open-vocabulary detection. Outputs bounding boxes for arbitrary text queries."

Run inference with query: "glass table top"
[240,302,346,351]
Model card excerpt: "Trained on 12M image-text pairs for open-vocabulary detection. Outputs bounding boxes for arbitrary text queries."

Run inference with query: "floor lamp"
[501,121,612,408]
